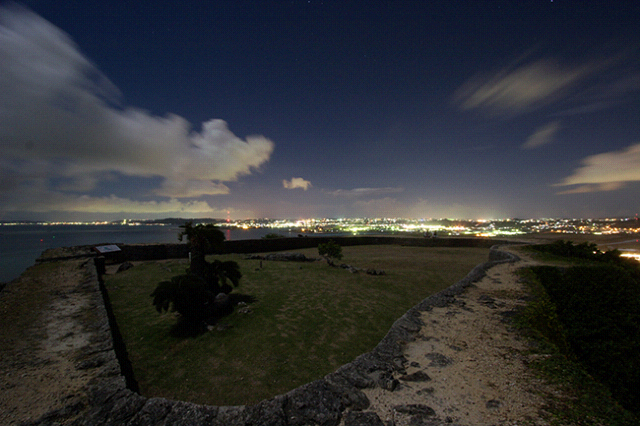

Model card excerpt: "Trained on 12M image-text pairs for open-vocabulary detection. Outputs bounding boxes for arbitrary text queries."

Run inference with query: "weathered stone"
[163,401,221,425]
[245,396,287,426]
[116,261,134,273]
[343,410,385,426]
[425,353,453,367]
[257,252,316,262]
[127,397,173,426]
[393,404,437,425]
[75,352,111,370]
[330,364,376,389]
[284,380,345,426]
[478,294,497,308]
[400,371,431,382]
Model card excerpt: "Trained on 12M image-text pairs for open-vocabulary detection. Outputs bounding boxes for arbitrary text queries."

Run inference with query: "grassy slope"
[515,248,639,426]
[104,245,488,406]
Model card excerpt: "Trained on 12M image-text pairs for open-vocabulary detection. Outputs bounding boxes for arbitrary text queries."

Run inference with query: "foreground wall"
[32,239,520,426]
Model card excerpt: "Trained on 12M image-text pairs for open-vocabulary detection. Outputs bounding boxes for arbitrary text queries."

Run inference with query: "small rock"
[486,399,501,409]
[215,323,233,331]
[399,371,431,382]
[116,261,134,273]
[417,387,435,395]
[393,404,436,423]
[478,294,497,308]
[425,352,453,367]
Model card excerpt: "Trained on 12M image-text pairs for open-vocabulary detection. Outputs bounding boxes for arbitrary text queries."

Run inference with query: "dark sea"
[0,225,295,284]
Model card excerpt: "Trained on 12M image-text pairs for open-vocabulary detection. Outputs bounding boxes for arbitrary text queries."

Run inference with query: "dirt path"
[0,259,99,425]
[362,246,557,425]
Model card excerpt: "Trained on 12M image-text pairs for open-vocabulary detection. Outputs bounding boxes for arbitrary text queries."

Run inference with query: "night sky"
[1,1,639,221]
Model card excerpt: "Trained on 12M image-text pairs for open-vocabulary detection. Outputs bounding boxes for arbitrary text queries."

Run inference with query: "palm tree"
[151,222,245,335]
[204,259,242,294]
[150,265,244,336]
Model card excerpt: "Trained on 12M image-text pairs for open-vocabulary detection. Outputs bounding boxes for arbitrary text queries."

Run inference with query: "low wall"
[31,240,521,425]
[118,236,514,261]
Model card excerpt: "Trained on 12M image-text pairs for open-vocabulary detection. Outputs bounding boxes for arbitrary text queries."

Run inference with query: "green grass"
[515,267,639,426]
[104,245,488,406]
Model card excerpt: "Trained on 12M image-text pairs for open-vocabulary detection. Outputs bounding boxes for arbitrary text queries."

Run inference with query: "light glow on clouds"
[454,57,593,115]
[555,143,640,194]
[455,49,640,121]
[0,5,274,216]
[522,121,561,149]
[328,187,404,197]
[282,177,312,191]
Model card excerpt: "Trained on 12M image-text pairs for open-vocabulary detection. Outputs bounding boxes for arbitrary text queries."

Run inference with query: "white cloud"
[522,121,561,149]
[0,5,274,213]
[555,143,640,193]
[555,182,625,195]
[0,182,214,214]
[454,47,640,120]
[154,180,230,198]
[327,187,404,197]
[454,57,593,115]
[283,177,312,190]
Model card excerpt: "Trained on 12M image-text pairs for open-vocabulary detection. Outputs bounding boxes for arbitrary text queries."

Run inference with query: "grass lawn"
[104,245,488,406]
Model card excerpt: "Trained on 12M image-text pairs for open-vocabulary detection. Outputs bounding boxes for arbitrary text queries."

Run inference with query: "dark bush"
[318,239,343,265]
[530,263,640,413]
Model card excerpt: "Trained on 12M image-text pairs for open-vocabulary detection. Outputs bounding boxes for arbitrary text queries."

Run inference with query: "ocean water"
[0,225,287,284]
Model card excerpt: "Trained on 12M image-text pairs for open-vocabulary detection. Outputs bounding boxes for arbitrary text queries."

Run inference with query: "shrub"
[318,240,343,265]
[151,274,217,336]
[262,233,285,239]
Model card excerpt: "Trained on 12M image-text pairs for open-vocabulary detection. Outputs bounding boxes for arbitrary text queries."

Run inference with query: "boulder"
[116,261,134,273]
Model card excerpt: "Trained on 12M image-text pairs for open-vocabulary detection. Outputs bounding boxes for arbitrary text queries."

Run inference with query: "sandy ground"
[362,246,557,426]
[0,259,96,426]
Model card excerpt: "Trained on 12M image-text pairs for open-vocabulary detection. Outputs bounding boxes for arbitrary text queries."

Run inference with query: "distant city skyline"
[1,1,639,222]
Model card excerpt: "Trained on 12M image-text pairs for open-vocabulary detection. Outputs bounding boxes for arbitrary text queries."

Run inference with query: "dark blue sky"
[1,1,639,220]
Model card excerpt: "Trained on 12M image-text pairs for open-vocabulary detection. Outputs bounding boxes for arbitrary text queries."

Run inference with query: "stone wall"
[118,236,512,262]
[31,240,520,426]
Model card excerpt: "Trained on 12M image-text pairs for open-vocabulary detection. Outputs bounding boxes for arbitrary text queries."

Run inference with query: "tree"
[318,240,343,266]
[150,260,244,336]
[203,259,243,295]
[178,221,225,277]
[150,221,247,336]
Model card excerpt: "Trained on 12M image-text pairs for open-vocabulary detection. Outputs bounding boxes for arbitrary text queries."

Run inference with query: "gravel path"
[362,246,557,425]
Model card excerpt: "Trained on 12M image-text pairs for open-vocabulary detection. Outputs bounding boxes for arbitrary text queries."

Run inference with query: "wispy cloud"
[0,5,274,215]
[283,177,312,190]
[522,121,561,149]
[327,187,404,198]
[555,182,625,195]
[453,57,593,116]
[555,143,640,193]
[453,51,639,118]
[0,182,214,214]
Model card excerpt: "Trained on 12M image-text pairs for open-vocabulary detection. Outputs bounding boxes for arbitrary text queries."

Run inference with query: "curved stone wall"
[32,239,520,425]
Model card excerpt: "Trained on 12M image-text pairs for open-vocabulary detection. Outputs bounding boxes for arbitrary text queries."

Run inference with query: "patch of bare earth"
[362,247,559,426]
[0,259,96,425]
